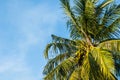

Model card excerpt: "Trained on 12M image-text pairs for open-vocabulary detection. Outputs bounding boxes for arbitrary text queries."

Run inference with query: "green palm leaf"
[99,39,120,76]
[44,42,74,59]
[43,52,70,75]
[91,47,116,79]
[44,57,78,80]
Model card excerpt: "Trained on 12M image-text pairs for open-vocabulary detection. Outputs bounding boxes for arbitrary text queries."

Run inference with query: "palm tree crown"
[43,0,120,80]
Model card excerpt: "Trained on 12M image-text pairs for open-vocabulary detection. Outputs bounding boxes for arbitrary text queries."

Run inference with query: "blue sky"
[0,0,69,80]
[0,0,120,80]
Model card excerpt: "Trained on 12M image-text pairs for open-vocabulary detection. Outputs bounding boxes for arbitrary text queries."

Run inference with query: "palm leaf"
[51,34,76,45]
[96,4,120,40]
[44,42,73,59]
[43,52,71,75]
[90,47,116,80]
[60,0,87,39]
[99,39,120,76]
[44,57,78,80]
[99,39,120,51]
[97,0,113,9]
[69,67,81,80]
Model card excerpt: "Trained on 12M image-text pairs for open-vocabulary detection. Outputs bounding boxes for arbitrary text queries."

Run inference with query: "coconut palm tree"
[43,0,120,80]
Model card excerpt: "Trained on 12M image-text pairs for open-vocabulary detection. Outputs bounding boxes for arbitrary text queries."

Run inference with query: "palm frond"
[51,34,76,44]
[60,0,86,39]
[78,52,104,80]
[95,0,114,22]
[73,0,86,15]
[90,47,116,80]
[95,3,120,41]
[43,52,71,75]
[69,67,81,80]
[44,42,74,59]
[97,0,113,9]
[67,20,82,39]
[44,57,78,80]
[99,39,120,51]
[102,4,120,26]
[60,0,77,25]
[99,39,120,76]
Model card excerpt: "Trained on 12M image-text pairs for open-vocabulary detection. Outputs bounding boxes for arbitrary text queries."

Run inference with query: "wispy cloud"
[0,0,63,80]
[0,54,38,80]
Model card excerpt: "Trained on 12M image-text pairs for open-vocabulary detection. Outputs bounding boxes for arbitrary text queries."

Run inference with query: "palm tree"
[43,0,120,80]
